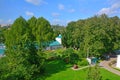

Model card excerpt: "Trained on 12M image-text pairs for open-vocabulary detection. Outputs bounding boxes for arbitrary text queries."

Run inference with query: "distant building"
[86,57,98,64]
[0,24,11,28]
[0,34,62,55]
[0,44,5,57]
[46,34,62,50]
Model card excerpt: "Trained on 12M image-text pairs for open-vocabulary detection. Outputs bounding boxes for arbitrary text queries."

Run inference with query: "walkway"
[100,58,120,76]
[71,66,90,70]
[71,65,95,71]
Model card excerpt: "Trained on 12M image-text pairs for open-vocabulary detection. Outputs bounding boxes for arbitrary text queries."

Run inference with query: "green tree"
[51,24,65,38]
[62,22,76,48]
[27,16,37,40]
[35,17,54,49]
[86,64,102,80]
[63,14,120,57]
[0,27,6,43]
[0,16,45,80]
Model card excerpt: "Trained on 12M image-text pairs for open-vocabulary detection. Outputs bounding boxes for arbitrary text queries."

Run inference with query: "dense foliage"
[86,64,102,80]
[51,24,65,37]
[0,16,54,80]
[1,14,120,79]
[44,48,88,66]
[62,14,120,57]
[28,16,54,49]
[0,27,7,43]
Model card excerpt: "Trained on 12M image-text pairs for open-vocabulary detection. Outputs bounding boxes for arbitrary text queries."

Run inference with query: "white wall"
[116,55,120,68]
[86,58,91,64]
[56,37,62,44]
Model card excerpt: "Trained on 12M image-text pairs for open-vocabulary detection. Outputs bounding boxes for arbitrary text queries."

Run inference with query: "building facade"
[46,34,62,50]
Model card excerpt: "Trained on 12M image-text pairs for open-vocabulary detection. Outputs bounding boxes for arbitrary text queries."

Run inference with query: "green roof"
[49,41,61,47]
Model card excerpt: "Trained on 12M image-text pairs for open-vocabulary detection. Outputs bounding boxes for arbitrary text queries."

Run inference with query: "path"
[100,58,120,76]
[71,65,95,71]
[71,66,90,70]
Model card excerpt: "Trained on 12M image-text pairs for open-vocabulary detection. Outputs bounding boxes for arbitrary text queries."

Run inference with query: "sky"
[0,0,120,26]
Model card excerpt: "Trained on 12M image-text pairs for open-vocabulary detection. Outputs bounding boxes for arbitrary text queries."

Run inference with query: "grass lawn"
[41,60,120,80]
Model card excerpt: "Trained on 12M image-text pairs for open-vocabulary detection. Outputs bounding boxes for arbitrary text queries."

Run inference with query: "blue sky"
[0,0,120,26]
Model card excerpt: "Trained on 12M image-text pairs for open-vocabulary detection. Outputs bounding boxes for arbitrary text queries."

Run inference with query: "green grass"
[112,67,120,71]
[100,68,120,80]
[41,60,120,80]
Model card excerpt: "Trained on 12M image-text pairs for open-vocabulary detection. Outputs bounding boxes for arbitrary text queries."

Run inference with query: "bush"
[44,49,65,60]
[45,51,58,60]
[44,48,80,64]
[70,53,79,64]
[62,48,79,64]
[78,50,86,58]
[77,58,89,66]
[0,57,8,79]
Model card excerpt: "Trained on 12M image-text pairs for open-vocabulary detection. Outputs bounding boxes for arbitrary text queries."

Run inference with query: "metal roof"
[49,41,61,47]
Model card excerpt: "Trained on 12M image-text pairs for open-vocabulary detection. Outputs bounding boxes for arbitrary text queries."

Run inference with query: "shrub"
[45,51,58,60]
[78,50,86,58]
[44,48,80,64]
[77,58,89,66]
[62,48,79,64]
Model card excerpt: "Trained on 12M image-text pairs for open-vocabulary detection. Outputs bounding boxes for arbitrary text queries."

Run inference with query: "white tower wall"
[56,38,61,44]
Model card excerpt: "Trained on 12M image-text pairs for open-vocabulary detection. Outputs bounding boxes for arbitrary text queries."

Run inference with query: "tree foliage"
[0,16,53,80]
[86,64,102,80]
[51,24,65,38]
[0,27,7,43]
[34,17,54,49]
[27,16,37,40]
[62,14,120,57]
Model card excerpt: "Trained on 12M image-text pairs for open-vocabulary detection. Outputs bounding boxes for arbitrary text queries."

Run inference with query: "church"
[46,34,62,50]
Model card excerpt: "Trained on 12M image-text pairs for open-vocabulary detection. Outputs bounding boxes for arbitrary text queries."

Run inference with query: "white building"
[116,55,120,68]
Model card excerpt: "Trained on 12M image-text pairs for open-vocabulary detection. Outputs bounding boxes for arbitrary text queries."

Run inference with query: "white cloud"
[68,9,75,13]
[53,19,61,23]
[66,20,72,24]
[112,3,120,9]
[6,19,13,24]
[0,19,13,24]
[52,19,65,25]
[7,19,12,23]
[25,0,47,5]
[52,19,69,26]
[52,12,60,17]
[58,4,65,10]
[26,11,34,16]
[97,2,120,15]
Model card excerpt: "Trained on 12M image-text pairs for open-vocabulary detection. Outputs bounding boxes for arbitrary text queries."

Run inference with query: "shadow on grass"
[41,59,71,80]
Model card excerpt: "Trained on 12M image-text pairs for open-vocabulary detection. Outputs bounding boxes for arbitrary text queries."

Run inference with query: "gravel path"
[100,58,120,76]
